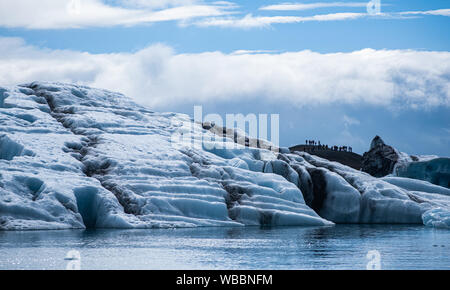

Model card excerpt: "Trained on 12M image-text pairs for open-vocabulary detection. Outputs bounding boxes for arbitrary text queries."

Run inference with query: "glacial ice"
[395,158,450,188]
[0,82,450,230]
[422,208,450,229]
[382,176,450,196]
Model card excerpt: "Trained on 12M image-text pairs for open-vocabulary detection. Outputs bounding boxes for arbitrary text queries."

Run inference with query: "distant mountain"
[0,82,449,230]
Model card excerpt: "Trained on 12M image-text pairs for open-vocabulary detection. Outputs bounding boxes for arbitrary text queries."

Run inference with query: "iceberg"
[0,82,331,229]
[362,136,450,188]
[395,158,450,189]
[422,208,450,229]
[1,82,450,230]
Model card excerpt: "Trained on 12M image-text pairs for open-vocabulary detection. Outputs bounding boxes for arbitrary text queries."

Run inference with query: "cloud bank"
[400,9,450,17]
[259,2,368,11]
[0,37,449,110]
[0,0,233,29]
[0,1,449,29]
[194,12,366,28]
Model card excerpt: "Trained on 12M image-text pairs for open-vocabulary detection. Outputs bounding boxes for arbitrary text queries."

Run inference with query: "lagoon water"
[0,225,448,270]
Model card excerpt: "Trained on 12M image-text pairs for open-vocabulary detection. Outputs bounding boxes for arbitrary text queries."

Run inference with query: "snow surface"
[1,82,450,230]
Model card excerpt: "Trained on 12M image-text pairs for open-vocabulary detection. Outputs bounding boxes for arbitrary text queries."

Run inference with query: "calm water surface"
[0,225,448,270]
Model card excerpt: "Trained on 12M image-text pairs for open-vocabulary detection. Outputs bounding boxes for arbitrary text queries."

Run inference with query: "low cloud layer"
[0,37,449,110]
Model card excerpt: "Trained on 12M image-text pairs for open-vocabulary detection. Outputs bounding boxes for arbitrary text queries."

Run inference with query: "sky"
[0,0,449,156]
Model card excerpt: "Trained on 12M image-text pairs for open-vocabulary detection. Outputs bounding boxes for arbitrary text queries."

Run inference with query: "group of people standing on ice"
[305,140,352,153]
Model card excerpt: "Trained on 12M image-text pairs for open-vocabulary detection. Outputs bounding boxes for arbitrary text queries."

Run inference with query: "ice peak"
[370,135,385,150]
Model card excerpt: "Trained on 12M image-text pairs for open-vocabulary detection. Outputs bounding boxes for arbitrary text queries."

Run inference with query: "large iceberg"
[1,82,449,230]
[362,136,449,188]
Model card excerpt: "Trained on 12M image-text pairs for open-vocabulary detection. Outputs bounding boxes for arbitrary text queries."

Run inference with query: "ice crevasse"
[0,82,449,230]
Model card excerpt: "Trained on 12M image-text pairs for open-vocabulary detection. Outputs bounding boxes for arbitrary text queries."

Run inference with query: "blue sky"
[0,0,449,155]
[1,0,449,53]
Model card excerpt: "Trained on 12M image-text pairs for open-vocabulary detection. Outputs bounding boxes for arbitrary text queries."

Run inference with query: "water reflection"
[0,225,449,269]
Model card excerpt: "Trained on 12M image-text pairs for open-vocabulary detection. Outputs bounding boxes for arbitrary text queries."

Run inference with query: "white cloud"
[260,2,367,11]
[343,115,360,127]
[0,1,447,30]
[0,37,449,110]
[339,115,363,147]
[112,0,199,9]
[0,0,233,29]
[194,12,366,28]
[400,9,450,17]
[334,129,366,149]
[231,49,280,55]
